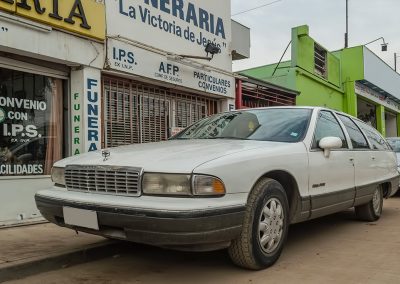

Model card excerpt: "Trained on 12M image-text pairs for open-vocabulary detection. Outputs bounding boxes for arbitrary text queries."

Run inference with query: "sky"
[231,0,400,72]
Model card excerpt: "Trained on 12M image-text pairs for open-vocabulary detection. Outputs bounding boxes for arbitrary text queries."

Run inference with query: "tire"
[228,178,289,270]
[355,184,383,222]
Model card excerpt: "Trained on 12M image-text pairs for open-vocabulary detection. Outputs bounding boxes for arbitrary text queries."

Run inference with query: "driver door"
[308,110,355,219]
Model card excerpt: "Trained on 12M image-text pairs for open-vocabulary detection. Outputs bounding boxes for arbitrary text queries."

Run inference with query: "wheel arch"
[381,181,391,198]
[252,170,302,223]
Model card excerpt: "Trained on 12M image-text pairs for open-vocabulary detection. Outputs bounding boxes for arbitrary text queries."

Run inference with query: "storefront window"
[0,68,63,176]
[357,98,377,128]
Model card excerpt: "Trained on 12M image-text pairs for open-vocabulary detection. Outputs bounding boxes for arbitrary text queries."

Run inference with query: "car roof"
[239,106,319,111]
[238,106,343,113]
[237,106,363,121]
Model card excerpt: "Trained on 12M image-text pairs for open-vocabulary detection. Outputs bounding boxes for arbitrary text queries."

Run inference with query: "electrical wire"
[232,0,283,16]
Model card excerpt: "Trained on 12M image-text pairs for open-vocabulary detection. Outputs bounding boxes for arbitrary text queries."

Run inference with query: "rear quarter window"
[337,114,369,149]
[355,121,390,150]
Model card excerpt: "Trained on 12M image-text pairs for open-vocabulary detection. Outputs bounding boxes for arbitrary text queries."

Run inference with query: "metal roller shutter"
[103,77,219,147]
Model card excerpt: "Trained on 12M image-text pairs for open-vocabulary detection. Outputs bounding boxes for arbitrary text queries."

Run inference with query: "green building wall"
[335,46,365,117]
[240,25,392,136]
[242,25,345,112]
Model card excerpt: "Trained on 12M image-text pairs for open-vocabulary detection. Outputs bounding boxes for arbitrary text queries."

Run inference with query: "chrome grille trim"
[65,165,142,197]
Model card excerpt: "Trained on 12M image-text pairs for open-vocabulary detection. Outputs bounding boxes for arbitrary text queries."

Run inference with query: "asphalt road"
[6,196,400,284]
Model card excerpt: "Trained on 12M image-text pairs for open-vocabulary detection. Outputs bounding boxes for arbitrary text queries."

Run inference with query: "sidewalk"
[0,223,122,282]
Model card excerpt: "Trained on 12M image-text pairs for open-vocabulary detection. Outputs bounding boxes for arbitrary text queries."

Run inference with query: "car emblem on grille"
[102,149,110,161]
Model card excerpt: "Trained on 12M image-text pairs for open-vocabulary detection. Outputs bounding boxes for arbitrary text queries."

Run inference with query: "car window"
[173,108,312,143]
[337,114,369,149]
[312,111,348,149]
[387,138,400,152]
[356,122,389,150]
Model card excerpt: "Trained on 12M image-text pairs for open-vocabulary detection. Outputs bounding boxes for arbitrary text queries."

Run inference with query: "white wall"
[0,12,104,69]
[231,20,250,60]
[0,177,52,226]
[0,13,104,226]
[364,47,400,101]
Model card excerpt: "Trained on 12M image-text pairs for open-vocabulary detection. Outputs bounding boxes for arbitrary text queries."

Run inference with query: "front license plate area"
[63,207,99,230]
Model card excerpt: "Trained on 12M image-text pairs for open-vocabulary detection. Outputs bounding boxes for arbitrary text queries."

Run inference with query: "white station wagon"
[35,107,399,270]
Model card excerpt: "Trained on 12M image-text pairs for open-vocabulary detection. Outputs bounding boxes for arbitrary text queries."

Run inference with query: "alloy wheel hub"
[372,188,381,215]
[258,198,284,254]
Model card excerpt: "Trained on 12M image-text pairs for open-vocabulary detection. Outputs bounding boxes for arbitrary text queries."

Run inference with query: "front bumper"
[35,190,246,250]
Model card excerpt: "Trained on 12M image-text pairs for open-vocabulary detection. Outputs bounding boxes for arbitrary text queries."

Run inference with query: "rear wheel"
[355,184,383,222]
[228,178,289,270]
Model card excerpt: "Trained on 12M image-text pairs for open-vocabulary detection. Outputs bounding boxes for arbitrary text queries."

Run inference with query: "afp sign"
[108,38,235,98]
[106,0,232,72]
[0,0,105,40]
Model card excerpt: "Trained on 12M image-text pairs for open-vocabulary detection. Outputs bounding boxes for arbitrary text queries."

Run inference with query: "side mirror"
[319,137,342,158]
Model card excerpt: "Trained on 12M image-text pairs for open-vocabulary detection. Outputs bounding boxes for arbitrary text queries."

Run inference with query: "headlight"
[142,174,191,195]
[193,175,226,196]
[51,167,65,186]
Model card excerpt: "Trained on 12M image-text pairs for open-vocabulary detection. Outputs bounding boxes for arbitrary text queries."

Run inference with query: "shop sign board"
[355,82,400,113]
[71,67,101,155]
[106,0,232,72]
[0,0,105,40]
[84,71,101,153]
[71,70,84,156]
[107,38,234,98]
[0,96,48,175]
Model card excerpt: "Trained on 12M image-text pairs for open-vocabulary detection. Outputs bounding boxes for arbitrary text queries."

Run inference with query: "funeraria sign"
[0,0,105,40]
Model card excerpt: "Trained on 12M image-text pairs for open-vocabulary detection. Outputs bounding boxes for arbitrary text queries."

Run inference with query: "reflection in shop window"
[0,68,63,176]
[357,99,377,128]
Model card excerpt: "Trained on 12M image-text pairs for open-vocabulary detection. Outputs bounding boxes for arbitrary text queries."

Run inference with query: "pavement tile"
[0,223,105,265]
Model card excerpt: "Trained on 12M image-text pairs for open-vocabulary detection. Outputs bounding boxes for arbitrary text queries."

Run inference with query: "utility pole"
[345,0,349,48]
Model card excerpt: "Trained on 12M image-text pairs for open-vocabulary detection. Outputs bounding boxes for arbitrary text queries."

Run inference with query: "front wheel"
[355,184,383,222]
[228,178,289,270]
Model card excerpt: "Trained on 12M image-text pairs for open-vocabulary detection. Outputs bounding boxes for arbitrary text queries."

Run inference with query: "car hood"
[55,139,290,173]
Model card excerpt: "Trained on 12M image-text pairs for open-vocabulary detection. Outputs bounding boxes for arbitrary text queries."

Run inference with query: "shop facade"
[0,0,250,226]
[101,0,242,147]
[241,25,400,137]
[0,0,105,226]
[235,76,298,109]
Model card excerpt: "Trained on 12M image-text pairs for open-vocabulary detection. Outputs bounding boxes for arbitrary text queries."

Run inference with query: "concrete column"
[235,79,243,109]
[220,98,236,112]
[70,67,102,155]
[397,114,400,137]
[376,105,386,137]
[344,80,357,117]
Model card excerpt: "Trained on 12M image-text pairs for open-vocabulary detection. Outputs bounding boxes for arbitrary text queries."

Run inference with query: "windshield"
[172,108,312,142]
[386,138,400,152]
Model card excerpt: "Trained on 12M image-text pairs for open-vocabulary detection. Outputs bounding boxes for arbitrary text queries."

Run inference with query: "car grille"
[65,165,142,197]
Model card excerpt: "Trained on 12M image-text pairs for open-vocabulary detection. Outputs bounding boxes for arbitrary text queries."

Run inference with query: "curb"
[0,241,126,283]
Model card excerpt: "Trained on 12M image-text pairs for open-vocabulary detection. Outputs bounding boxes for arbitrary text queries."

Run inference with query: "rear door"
[336,114,373,206]
[308,110,355,218]
[354,120,397,203]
